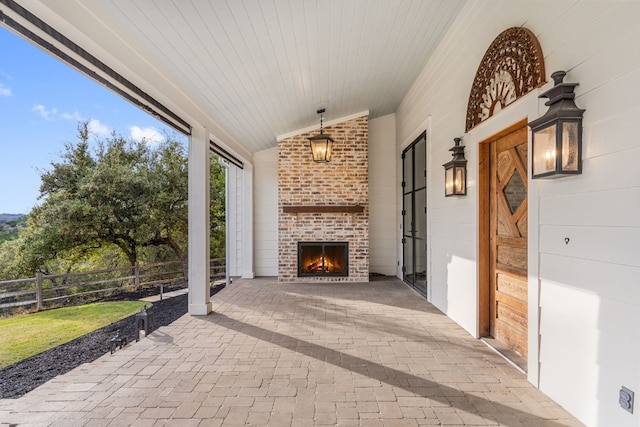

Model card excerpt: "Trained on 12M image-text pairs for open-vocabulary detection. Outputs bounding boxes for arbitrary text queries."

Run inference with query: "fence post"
[35,272,43,311]
[134,262,140,290]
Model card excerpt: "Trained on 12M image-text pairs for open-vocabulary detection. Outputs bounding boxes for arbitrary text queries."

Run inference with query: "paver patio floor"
[0,277,583,426]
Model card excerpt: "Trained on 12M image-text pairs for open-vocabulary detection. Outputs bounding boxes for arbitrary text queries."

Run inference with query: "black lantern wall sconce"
[308,108,334,162]
[528,70,585,179]
[443,137,467,196]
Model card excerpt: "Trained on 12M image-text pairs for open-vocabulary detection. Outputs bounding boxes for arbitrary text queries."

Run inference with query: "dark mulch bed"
[0,284,225,399]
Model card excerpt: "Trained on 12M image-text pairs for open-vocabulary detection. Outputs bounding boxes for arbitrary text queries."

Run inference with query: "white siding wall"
[369,114,398,276]
[253,147,278,276]
[395,1,640,426]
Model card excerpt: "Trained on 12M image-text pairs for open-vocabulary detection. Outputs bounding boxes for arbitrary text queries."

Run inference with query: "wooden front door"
[481,123,528,361]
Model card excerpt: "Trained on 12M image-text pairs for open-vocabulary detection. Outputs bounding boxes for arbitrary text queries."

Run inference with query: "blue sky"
[0,26,186,215]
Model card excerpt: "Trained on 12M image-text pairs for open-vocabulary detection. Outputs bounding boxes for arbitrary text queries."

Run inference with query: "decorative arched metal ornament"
[465,27,546,132]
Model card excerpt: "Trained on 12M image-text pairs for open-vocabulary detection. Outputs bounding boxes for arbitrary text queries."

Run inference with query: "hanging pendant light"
[308,108,334,162]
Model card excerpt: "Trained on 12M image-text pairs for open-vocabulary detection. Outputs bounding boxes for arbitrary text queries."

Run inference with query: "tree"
[210,155,226,259]
[0,121,227,280]
[37,123,156,268]
[0,213,91,280]
[35,122,194,273]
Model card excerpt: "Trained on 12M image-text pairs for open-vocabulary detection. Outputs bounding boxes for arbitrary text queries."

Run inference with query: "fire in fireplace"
[298,242,348,277]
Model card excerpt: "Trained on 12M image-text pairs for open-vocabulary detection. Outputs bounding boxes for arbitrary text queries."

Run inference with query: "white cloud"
[0,83,11,97]
[87,118,111,137]
[130,126,164,145]
[32,104,57,120]
[61,110,83,121]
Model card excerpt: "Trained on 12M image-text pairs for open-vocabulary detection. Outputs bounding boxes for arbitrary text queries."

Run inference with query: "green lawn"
[0,301,149,368]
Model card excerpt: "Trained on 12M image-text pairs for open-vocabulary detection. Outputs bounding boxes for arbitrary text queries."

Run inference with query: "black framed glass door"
[402,132,427,295]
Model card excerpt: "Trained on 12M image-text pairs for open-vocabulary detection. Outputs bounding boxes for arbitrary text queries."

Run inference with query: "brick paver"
[0,278,584,426]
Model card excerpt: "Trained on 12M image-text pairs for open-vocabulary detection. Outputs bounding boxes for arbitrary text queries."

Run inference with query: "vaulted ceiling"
[2,0,466,160]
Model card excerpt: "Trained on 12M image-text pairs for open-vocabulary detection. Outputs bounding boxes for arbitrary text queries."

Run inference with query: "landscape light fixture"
[308,108,334,162]
[443,137,467,196]
[529,70,585,178]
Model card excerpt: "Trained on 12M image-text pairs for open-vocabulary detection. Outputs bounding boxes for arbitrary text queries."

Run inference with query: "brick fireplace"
[278,115,369,282]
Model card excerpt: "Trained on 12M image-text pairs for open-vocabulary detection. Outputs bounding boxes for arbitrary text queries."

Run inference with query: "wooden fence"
[0,258,225,315]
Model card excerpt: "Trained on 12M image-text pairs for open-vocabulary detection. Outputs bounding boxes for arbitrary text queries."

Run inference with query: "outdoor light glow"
[545,149,556,170]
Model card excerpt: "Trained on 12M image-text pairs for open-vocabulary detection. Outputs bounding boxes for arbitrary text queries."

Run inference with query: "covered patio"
[2,0,639,425]
[0,278,581,426]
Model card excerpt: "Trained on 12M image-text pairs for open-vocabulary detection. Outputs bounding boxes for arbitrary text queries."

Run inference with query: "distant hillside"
[0,214,26,243]
[0,214,25,222]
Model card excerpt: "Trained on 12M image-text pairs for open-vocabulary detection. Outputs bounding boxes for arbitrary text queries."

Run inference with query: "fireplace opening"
[298,242,348,277]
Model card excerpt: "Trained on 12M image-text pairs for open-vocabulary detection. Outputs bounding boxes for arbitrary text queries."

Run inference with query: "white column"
[227,165,240,276]
[224,163,231,286]
[241,163,255,278]
[188,126,212,315]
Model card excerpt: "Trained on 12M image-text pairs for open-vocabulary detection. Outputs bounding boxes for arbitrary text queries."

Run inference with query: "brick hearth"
[278,115,369,282]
